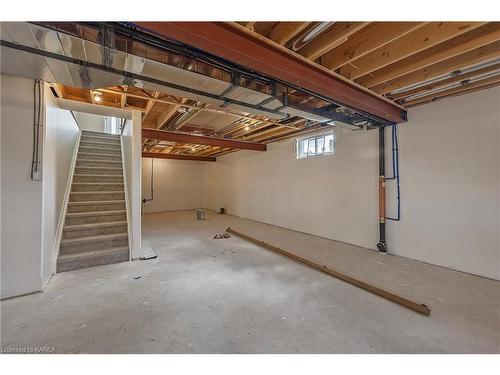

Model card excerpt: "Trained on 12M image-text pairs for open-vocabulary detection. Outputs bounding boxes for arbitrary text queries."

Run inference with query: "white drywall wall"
[1,74,82,298]
[386,86,500,280]
[205,86,500,280]
[42,87,80,285]
[122,111,142,259]
[206,128,378,248]
[73,111,105,133]
[1,74,44,298]
[141,158,207,213]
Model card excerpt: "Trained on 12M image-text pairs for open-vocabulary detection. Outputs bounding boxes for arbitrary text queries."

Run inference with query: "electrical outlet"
[32,170,42,181]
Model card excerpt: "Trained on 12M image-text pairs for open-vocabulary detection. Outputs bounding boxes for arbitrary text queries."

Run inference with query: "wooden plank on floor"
[226,227,431,316]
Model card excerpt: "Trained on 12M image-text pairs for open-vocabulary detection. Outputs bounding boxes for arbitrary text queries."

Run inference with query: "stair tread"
[68,200,125,205]
[73,177,123,180]
[81,134,120,138]
[75,166,123,170]
[79,147,121,153]
[70,191,125,195]
[81,135,120,139]
[81,138,120,143]
[61,232,128,245]
[77,159,122,163]
[78,152,121,157]
[64,221,127,231]
[80,144,121,148]
[58,246,128,261]
[79,145,120,149]
[73,183,123,185]
[82,131,120,136]
[66,210,126,217]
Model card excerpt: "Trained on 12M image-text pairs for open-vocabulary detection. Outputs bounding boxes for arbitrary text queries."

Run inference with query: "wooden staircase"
[57,131,129,273]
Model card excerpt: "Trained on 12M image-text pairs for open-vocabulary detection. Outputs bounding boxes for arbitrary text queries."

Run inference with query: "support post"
[377,126,387,252]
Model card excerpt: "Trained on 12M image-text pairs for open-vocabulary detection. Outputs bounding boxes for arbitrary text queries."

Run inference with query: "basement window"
[296,132,334,159]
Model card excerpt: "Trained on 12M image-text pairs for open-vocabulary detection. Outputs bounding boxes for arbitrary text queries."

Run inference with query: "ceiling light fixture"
[93,91,102,103]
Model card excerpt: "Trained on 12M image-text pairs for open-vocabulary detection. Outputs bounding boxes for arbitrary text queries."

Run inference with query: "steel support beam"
[142,128,267,151]
[134,22,406,124]
[142,152,216,162]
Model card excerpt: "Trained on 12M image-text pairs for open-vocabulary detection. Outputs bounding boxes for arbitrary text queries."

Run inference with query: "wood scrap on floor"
[226,227,431,316]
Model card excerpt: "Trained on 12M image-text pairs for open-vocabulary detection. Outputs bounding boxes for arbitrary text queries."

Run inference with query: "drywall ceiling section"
[0,46,56,83]
[0,22,354,125]
[187,111,238,131]
[55,97,132,119]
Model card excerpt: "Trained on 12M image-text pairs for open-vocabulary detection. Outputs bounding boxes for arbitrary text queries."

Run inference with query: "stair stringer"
[120,133,132,261]
[51,130,82,274]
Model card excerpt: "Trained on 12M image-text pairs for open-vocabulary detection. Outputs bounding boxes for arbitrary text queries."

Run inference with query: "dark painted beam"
[142,128,267,151]
[142,152,216,162]
[134,22,406,124]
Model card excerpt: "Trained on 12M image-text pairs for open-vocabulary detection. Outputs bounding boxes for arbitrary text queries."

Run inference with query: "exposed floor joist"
[339,22,485,80]
[390,61,500,101]
[357,23,500,88]
[40,21,500,162]
[373,41,500,95]
[231,21,500,108]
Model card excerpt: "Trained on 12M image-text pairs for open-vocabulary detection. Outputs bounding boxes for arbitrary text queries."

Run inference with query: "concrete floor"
[1,210,499,353]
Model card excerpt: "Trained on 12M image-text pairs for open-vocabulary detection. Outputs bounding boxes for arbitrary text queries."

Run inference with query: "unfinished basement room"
[1,4,500,367]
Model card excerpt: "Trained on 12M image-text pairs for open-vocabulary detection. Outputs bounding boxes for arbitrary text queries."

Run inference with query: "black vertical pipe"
[377,126,387,252]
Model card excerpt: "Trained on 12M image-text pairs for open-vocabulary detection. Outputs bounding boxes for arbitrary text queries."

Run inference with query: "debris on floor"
[196,208,206,220]
[133,276,142,280]
[213,233,231,239]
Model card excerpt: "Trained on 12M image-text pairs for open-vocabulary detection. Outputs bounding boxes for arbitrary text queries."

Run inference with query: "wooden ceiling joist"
[358,22,500,88]
[320,22,425,70]
[339,22,486,80]
[142,151,216,162]
[53,21,500,162]
[404,74,500,107]
[239,22,256,31]
[142,128,267,151]
[298,22,369,60]
[390,62,500,101]
[373,41,500,95]
[156,103,181,129]
[268,22,311,46]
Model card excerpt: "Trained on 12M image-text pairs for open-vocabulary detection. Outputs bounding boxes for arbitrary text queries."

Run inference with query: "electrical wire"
[31,79,43,180]
[386,124,401,221]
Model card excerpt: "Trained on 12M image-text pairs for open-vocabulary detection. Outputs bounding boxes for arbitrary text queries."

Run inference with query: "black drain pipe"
[377,126,387,252]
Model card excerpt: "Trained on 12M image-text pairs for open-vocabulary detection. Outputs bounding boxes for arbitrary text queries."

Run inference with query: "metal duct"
[1,22,386,128]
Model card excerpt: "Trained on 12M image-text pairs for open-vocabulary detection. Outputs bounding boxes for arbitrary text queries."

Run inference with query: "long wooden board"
[226,227,431,316]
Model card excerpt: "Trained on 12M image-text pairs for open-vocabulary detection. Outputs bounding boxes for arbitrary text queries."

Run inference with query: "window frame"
[295,131,335,160]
